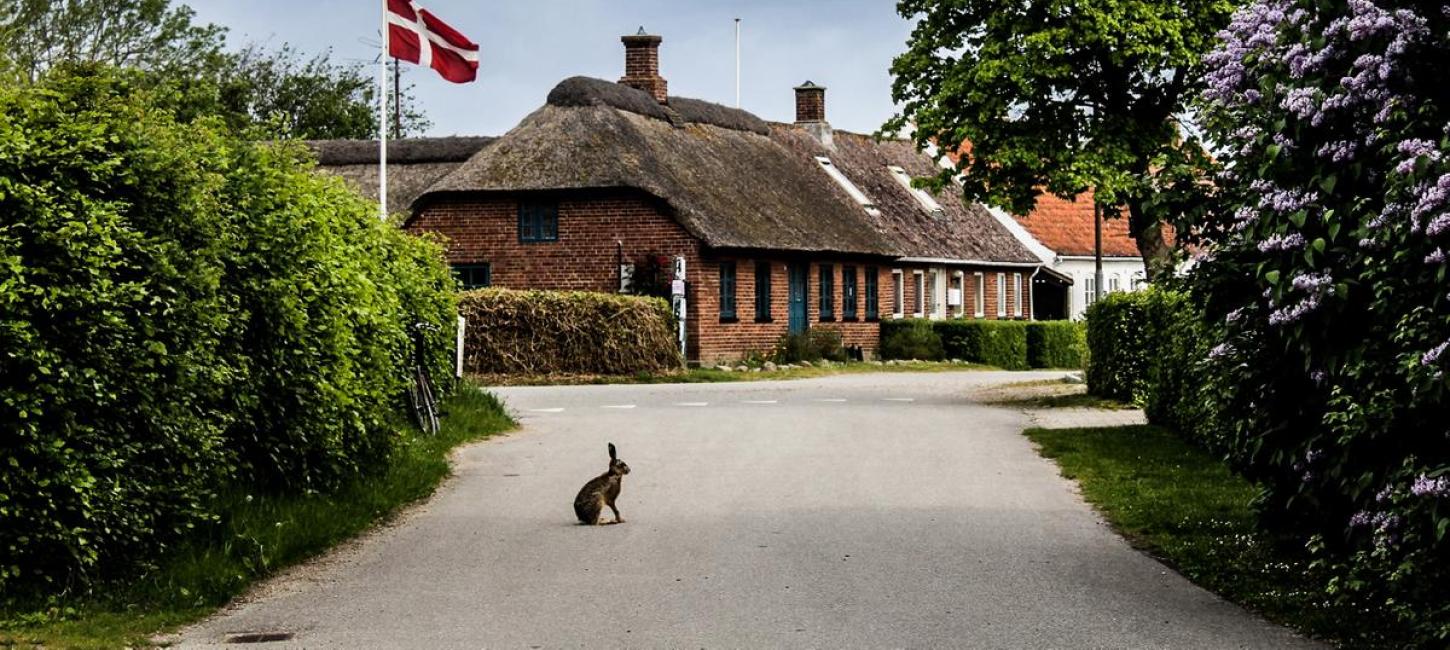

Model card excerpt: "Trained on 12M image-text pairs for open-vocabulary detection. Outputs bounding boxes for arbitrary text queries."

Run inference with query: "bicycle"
[408,321,441,435]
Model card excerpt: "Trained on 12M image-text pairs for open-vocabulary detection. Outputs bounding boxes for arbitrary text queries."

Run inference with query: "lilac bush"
[1191,0,1450,642]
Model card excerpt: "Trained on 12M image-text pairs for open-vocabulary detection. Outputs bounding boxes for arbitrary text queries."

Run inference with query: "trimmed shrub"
[457,288,682,375]
[0,68,455,595]
[879,319,944,360]
[935,320,1029,369]
[1025,321,1087,369]
[1084,292,1154,401]
[775,328,848,364]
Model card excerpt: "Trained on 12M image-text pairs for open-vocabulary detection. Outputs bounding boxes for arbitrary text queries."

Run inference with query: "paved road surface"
[178,371,1318,648]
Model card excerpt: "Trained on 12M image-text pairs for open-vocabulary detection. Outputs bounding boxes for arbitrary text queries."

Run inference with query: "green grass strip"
[1,385,515,649]
[1025,425,1405,648]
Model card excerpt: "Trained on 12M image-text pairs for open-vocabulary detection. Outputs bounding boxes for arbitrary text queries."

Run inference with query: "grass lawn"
[1025,425,1406,648]
[0,386,515,650]
[476,359,996,386]
[979,378,1131,410]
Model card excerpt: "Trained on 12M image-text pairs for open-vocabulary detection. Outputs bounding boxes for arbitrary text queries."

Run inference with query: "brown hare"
[574,443,630,525]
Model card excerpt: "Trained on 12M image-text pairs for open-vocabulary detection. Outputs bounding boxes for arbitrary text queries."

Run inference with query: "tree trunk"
[1127,201,1174,279]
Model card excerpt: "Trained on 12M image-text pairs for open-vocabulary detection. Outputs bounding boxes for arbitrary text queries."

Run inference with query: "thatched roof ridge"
[545,76,768,135]
[422,103,897,255]
[306,136,494,165]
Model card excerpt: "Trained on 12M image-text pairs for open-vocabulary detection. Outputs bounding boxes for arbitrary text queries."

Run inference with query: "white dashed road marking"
[741,400,779,404]
[675,402,709,407]
[883,398,916,402]
[813,398,848,403]
[602,404,637,409]
[528,408,565,413]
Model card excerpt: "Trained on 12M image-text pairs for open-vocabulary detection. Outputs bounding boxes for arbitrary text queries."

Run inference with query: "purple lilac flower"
[1226,307,1249,325]
[1394,139,1442,174]
[1427,214,1450,237]
[1376,485,1394,502]
[1208,342,1235,361]
[1310,369,1327,385]
[1349,511,1373,527]
[1423,340,1450,366]
[1291,272,1332,291]
[1410,175,1450,220]
[1316,140,1358,163]
[1259,233,1307,252]
[1268,294,1322,325]
[1410,474,1450,497]
[1281,87,1320,119]
[1427,249,1447,264]
[1306,449,1323,464]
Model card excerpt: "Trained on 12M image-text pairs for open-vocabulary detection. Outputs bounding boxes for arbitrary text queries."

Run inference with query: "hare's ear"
[608,443,617,460]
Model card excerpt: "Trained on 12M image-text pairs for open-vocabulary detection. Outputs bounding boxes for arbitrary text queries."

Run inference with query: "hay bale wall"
[459,288,683,375]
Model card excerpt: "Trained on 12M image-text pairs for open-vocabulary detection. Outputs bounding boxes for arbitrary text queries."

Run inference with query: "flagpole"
[379,0,389,221]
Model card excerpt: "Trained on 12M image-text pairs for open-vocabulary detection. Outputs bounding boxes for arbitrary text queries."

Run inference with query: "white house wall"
[1057,257,1147,319]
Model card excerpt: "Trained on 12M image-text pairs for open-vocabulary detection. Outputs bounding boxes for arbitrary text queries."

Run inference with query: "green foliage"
[935,320,1030,370]
[1025,321,1088,369]
[0,67,455,596]
[774,329,848,364]
[457,288,683,375]
[879,319,945,361]
[0,0,428,139]
[1084,292,1155,401]
[885,0,1232,274]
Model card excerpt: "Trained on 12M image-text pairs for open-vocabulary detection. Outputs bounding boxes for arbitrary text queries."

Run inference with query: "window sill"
[518,239,559,244]
[719,316,739,324]
[841,316,858,323]
[865,316,880,323]
[819,316,836,323]
[754,317,774,324]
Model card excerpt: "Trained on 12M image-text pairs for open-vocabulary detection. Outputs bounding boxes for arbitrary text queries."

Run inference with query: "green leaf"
[1319,175,1337,194]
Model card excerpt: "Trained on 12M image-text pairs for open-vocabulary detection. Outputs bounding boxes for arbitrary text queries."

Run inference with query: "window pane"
[865,267,879,319]
[755,261,771,321]
[719,262,737,320]
[820,264,834,319]
[843,266,857,319]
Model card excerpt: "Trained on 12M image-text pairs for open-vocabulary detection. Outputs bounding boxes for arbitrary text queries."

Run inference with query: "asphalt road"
[178,371,1319,649]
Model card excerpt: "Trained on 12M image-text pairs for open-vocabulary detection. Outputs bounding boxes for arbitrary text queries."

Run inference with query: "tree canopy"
[885,0,1234,275]
[0,0,429,139]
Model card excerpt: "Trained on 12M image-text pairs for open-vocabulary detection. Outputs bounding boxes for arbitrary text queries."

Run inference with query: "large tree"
[0,0,429,139]
[885,0,1234,276]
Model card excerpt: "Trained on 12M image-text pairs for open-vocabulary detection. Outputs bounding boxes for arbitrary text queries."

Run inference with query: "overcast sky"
[184,1,916,137]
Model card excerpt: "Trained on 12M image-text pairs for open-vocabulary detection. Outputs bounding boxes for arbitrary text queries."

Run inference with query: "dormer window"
[815,157,880,216]
[888,165,944,217]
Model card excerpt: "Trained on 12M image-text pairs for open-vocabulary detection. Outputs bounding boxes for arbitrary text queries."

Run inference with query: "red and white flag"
[386,0,479,83]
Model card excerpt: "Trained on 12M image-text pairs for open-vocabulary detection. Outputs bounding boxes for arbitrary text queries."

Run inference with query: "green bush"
[775,328,848,364]
[1025,321,1087,369]
[1084,292,1154,401]
[879,319,944,361]
[0,68,455,596]
[457,288,682,375]
[935,320,1029,369]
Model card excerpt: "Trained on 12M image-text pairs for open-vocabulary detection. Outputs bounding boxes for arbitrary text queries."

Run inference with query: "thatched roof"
[416,77,1040,263]
[308,137,494,208]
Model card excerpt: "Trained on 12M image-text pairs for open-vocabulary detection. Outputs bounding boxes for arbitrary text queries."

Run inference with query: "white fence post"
[456,315,466,379]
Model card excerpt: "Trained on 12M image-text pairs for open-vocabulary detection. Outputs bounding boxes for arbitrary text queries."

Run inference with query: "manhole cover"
[225,631,294,643]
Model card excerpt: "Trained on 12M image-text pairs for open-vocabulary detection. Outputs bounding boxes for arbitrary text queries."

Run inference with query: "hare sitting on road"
[574,443,630,525]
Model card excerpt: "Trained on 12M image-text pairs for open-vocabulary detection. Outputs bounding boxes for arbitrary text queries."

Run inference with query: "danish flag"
[386,0,479,83]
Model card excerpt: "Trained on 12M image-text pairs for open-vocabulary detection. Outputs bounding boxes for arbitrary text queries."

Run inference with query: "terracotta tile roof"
[1013,190,1142,258]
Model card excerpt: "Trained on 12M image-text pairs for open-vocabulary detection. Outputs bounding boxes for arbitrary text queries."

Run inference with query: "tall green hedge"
[0,68,455,595]
[1084,292,1154,401]
[457,289,682,375]
[935,320,1029,369]
[879,319,945,361]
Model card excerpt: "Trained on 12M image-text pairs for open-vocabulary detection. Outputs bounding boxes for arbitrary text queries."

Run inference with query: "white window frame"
[892,269,905,318]
[1013,273,1023,318]
[974,272,985,318]
[996,273,1007,317]
[1107,276,1120,295]
[952,271,966,318]
[1085,276,1097,307]
[886,165,944,216]
[816,157,881,216]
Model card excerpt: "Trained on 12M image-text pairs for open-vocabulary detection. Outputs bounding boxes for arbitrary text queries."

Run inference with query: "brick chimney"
[619,27,668,104]
[794,81,833,147]
[794,81,826,123]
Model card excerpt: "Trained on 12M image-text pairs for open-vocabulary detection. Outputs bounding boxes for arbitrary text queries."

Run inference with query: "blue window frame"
[819,264,835,321]
[451,263,491,290]
[865,266,879,321]
[719,261,738,322]
[754,261,772,322]
[518,201,558,243]
[842,266,858,321]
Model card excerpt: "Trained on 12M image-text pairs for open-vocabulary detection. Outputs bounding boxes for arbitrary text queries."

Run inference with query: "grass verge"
[978,378,1131,410]
[476,360,994,386]
[1024,425,1405,648]
[0,385,515,650]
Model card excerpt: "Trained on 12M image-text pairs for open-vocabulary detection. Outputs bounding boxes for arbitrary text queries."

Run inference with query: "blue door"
[788,263,809,334]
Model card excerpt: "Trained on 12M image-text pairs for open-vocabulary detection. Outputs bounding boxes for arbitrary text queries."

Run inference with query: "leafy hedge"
[457,288,682,375]
[0,68,455,596]
[1084,292,1154,402]
[879,318,1082,369]
[1025,321,1088,369]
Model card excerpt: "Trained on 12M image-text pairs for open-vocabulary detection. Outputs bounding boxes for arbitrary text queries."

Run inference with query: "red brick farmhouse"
[313,31,1067,364]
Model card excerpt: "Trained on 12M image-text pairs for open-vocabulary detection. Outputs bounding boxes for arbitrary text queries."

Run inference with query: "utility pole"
[392,59,402,137]
[1093,200,1104,306]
